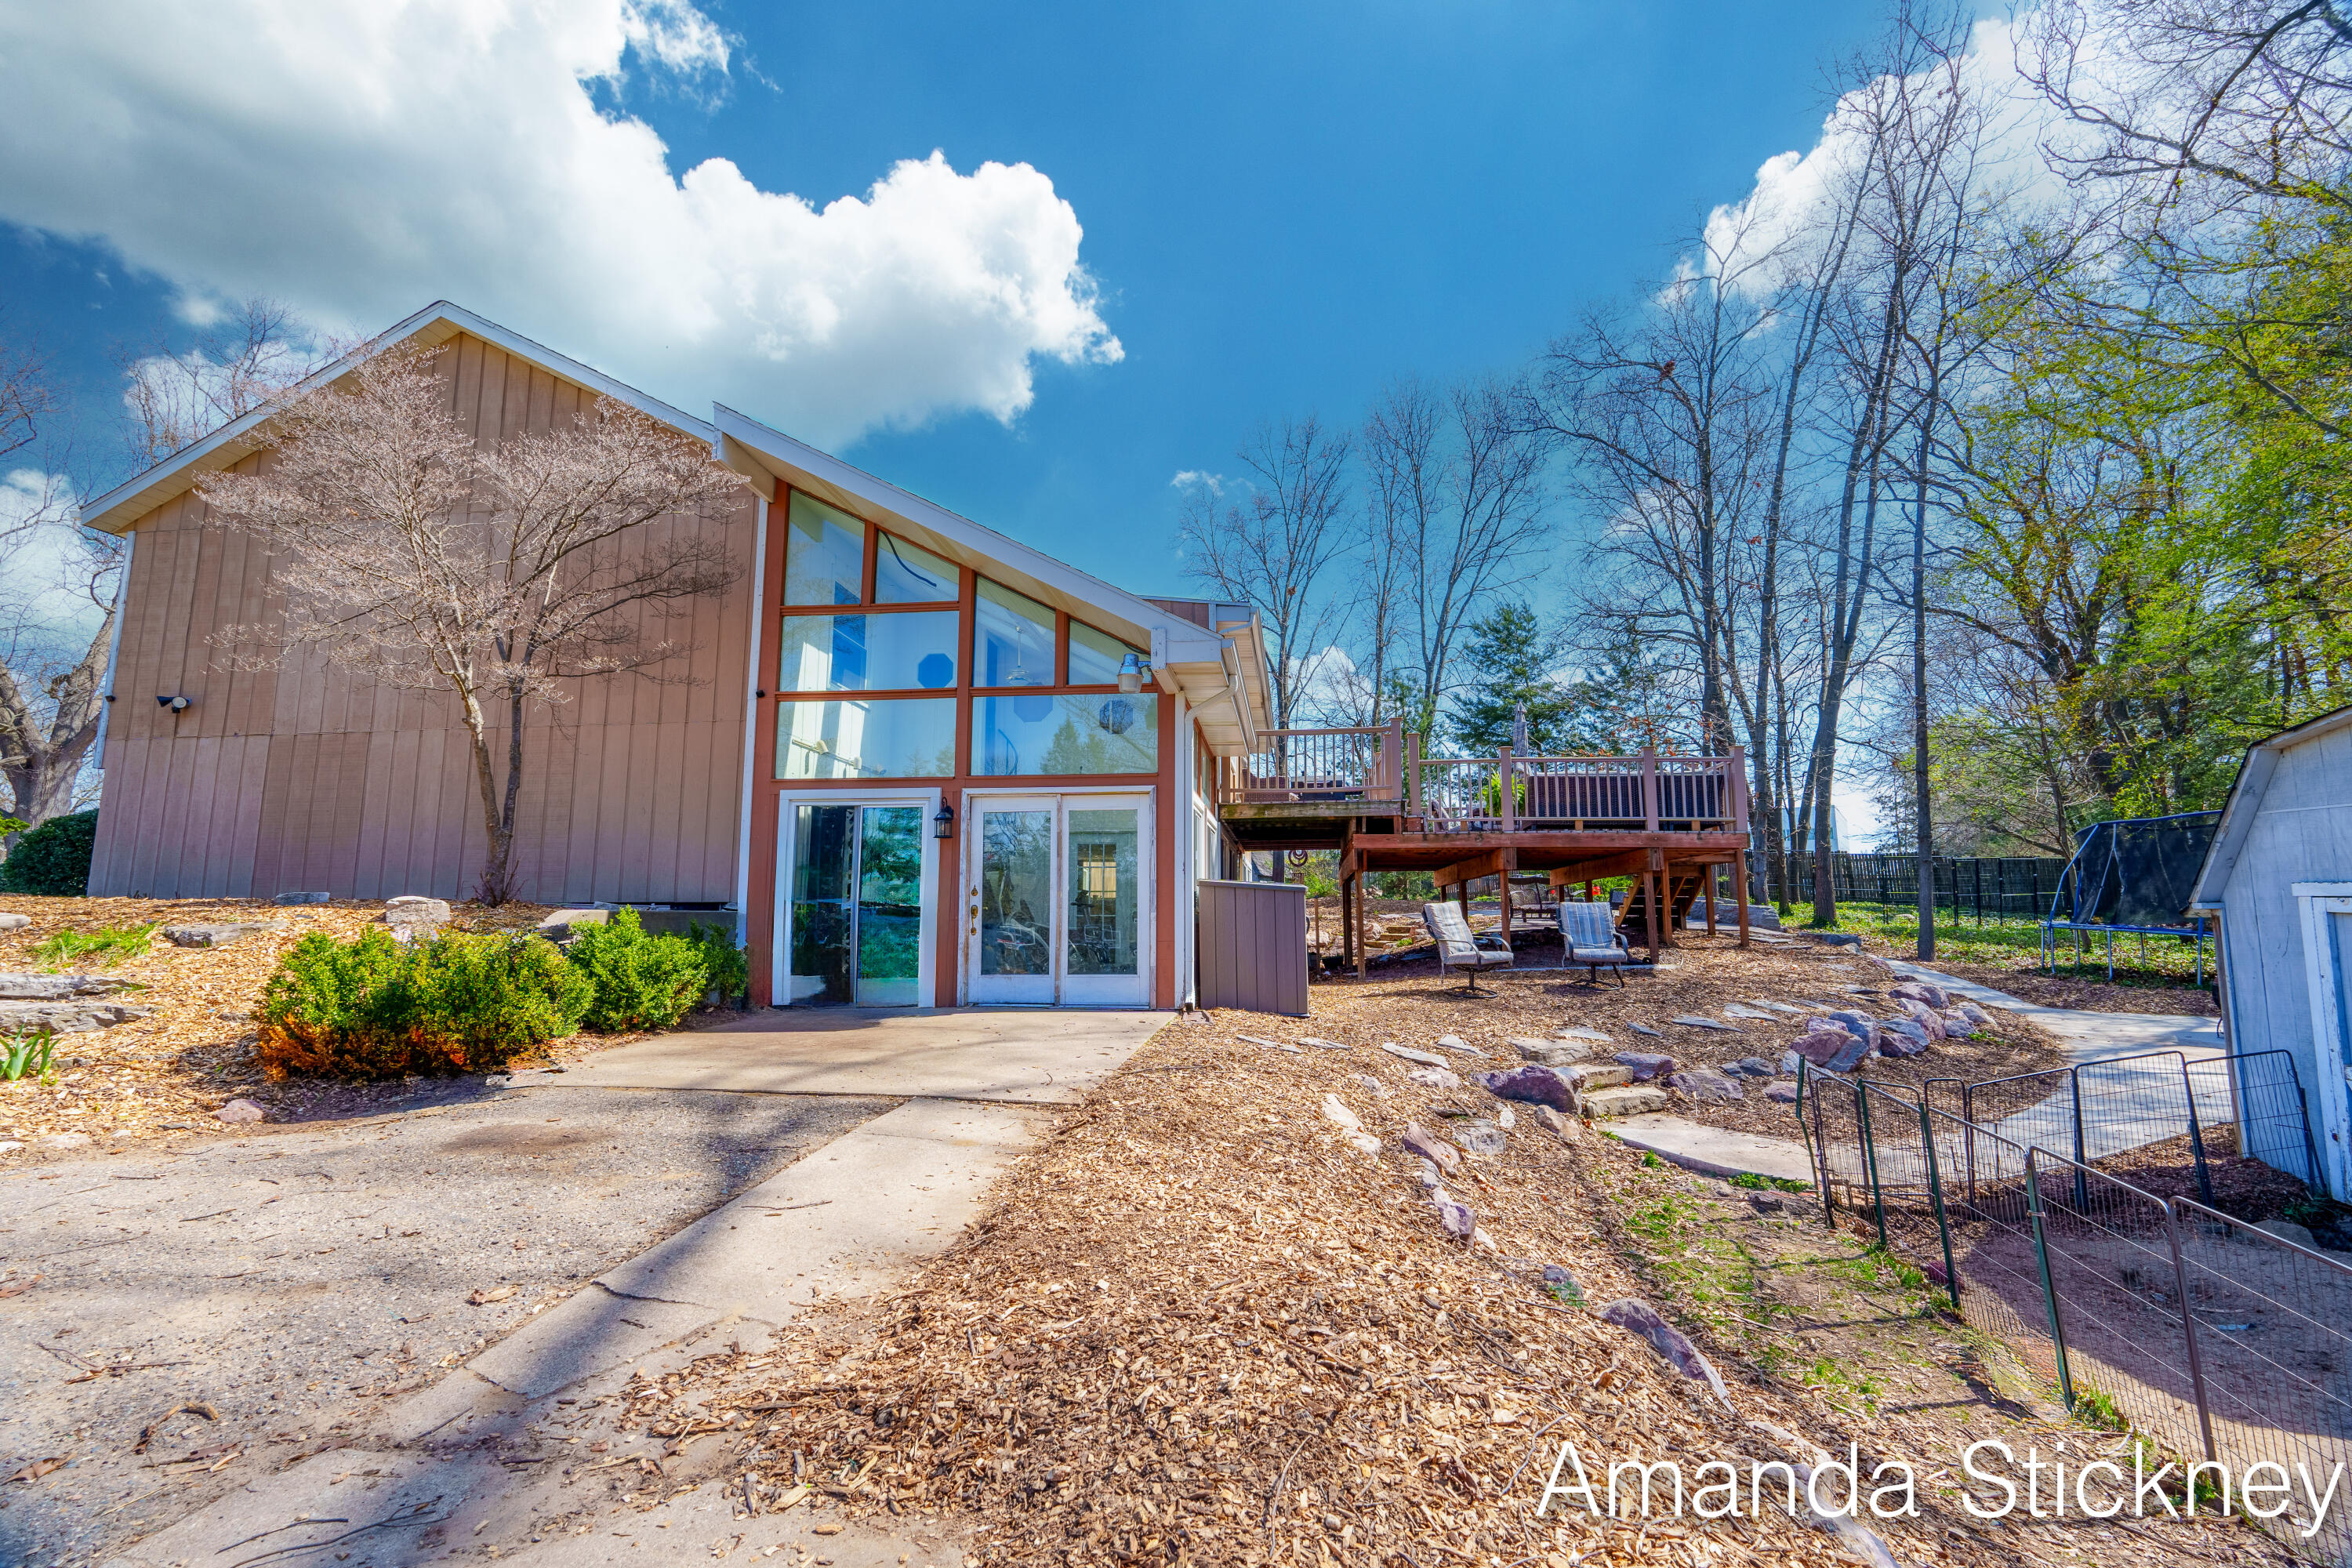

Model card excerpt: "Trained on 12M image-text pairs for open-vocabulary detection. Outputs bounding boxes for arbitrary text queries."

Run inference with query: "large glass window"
[777,697,956,779]
[974,579,1054,687]
[874,533,958,603]
[1066,808,1139,976]
[1069,620,1143,686]
[779,612,959,692]
[973,694,1156,775]
[783,494,866,606]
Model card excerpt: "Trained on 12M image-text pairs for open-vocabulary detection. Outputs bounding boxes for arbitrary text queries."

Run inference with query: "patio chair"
[1421,902,1513,996]
[1556,899,1632,988]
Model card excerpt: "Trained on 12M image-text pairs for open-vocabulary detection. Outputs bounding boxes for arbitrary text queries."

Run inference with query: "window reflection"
[1069,619,1143,686]
[975,579,1053,687]
[874,534,958,603]
[779,613,959,692]
[973,695,1156,775]
[784,495,865,606]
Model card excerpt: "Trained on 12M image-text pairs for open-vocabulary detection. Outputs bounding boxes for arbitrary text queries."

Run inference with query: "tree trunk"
[1911,397,1938,962]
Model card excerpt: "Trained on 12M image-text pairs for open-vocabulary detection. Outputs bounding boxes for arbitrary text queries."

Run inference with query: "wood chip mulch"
[619,970,2256,1567]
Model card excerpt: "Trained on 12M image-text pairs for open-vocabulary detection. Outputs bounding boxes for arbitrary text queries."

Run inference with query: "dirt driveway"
[0,1083,893,1567]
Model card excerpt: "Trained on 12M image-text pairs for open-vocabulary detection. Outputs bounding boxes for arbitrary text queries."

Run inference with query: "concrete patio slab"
[509,1006,1171,1105]
[1609,1112,1817,1183]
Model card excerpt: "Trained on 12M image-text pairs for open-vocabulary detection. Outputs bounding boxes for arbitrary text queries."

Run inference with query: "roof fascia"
[2188,703,2352,907]
[82,301,717,535]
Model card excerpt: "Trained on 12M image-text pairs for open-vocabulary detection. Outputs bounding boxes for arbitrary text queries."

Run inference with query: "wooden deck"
[1213,725,1754,969]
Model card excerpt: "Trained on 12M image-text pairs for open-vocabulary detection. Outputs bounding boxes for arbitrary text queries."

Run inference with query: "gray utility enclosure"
[2191,703,2352,1200]
[1195,878,1308,1017]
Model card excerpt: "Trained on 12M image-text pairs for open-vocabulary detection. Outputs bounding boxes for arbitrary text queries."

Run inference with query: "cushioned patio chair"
[1421,902,1513,996]
[1556,899,1632,988]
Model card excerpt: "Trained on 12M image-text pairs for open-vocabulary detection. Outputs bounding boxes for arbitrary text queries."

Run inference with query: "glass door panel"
[971,803,1054,1004]
[1062,800,1147,1006]
[788,804,856,1004]
[855,806,924,1005]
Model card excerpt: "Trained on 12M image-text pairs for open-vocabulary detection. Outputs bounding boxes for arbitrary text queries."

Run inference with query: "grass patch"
[30,923,158,971]
[1809,901,2212,988]
[1,1029,56,1083]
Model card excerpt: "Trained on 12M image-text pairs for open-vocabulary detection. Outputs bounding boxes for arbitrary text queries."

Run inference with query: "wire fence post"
[2024,1149,2076,1412]
[2068,1069,2089,1211]
[2160,1197,2220,1463]
[1918,1099,1961,1310]
[1857,1084,1888,1251]
[2180,1055,2213,1206]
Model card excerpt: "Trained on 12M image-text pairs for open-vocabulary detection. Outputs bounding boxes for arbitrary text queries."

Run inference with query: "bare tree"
[1175,416,1354,732]
[117,299,321,466]
[197,343,744,904]
[1363,378,1552,741]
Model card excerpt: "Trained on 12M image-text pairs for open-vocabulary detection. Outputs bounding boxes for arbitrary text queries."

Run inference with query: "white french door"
[965,791,1152,1007]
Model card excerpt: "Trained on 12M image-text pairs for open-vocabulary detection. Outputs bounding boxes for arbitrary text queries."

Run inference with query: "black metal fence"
[1800,1069,2351,1561]
[1790,852,2071,923]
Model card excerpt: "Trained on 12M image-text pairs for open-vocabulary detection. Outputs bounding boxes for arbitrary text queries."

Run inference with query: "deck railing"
[1219,728,1749,836]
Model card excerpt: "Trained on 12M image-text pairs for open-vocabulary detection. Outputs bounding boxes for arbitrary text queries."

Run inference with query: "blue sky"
[4,0,1896,602]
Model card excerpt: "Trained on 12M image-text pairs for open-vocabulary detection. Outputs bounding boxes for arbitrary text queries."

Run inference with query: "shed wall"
[87,332,757,905]
[1195,878,1308,1016]
[2215,722,2352,1190]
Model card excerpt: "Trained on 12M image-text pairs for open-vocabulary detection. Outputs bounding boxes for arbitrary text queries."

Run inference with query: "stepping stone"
[1611,1051,1676,1082]
[1721,1004,1777,1022]
[1408,1067,1464,1089]
[1432,1034,1486,1057]
[1584,1084,1669,1117]
[1556,1025,1613,1043]
[1295,1036,1352,1051]
[1604,1112,1814,1185]
[165,923,275,948]
[1453,1119,1508,1156]
[1565,1062,1632,1091]
[1628,1023,1663,1038]
[1669,1015,1737,1032]
[1381,1042,1448,1067]
[1750,1000,1809,1014]
[1237,1035,1303,1054]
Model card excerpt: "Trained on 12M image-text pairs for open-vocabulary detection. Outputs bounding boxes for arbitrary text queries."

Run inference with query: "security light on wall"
[157,695,190,713]
[1117,652,1144,693]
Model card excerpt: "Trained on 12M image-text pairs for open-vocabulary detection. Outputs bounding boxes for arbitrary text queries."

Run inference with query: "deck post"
[1705,874,1717,936]
[1383,720,1403,803]
[1339,864,1353,973]
[1405,730,1422,820]
[1355,865,1367,979]
[1643,848,1664,962]
[1498,745,1515,831]
[1640,746,1659,833]
[1735,850,1752,949]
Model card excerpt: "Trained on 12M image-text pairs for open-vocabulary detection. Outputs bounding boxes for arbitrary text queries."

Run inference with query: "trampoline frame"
[2039,811,2218,983]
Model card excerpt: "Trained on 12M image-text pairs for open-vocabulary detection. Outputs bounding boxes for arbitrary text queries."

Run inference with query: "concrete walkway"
[96,1011,1172,1568]
[511,1006,1171,1105]
[1886,962,2227,1159]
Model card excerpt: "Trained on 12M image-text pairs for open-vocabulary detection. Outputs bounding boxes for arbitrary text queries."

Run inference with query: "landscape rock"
[1780,1049,1802,1073]
[1296,1036,1351,1051]
[0,972,136,1000]
[1414,1160,1443,1189]
[1530,1105,1578,1143]
[0,913,27,931]
[1667,1067,1742,1103]
[1348,1073,1392,1099]
[1670,1014,1737,1032]
[1937,1009,1978,1037]
[39,1131,93,1149]
[214,1098,266,1124]
[1723,1056,1777,1077]
[1401,1122,1462,1177]
[534,908,612,946]
[1511,1035,1589,1066]
[1628,1022,1663,1038]
[1555,1025,1613,1044]
[1791,1465,1902,1568]
[2254,1219,2318,1250]
[1430,1192,1476,1240]
[1798,931,1864,947]
[1875,1022,1930,1058]
[1380,1042,1449,1068]
[386,895,452,926]
[1722,1004,1778,1022]
[1958,1002,1994,1028]
[164,922,274,948]
[1540,1264,1588,1307]
[0,1000,154,1033]
[1824,1010,1875,1044]
[1584,1083,1670,1116]
[1472,1063,1578,1112]
[273,891,330,906]
[1600,1298,1730,1405]
[1888,979,1951,1010]
[1406,1067,1463,1090]
[1762,1080,1801,1104]
[1749,1190,1788,1214]
[1452,1118,1508,1156]
[1612,1051,1677,1082]
[1893,999,1949,1040]
[1432,1033,1484,1056]
[1791,1029,1872,1074]
[1566,1062,1632,1091]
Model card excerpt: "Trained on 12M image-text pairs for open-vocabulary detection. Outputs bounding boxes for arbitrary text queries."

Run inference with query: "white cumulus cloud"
[0,0,1120,449]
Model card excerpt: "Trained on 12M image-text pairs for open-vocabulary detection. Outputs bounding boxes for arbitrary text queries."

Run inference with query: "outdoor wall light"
[1117,652,1143,693]
[157,695,191,713]
[934,800,956,840]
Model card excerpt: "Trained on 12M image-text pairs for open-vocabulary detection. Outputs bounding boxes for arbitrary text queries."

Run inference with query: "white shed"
[2190,703,2352,1200]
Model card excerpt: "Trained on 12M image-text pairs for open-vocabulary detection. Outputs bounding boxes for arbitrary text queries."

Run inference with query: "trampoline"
[2040,811,2220,982]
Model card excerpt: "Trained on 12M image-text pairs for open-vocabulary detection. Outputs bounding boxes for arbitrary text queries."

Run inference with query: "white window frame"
[773,789,942,1009]
[2291,880,2352,1200]
[959,786,1155,1007]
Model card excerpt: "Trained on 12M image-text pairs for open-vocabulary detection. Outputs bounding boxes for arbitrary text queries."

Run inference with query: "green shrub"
[256,927,591,1080]
[688,920,748,1004]
[2,1029,55,1082]
[0,811,98,896]
[565,909,712,1031]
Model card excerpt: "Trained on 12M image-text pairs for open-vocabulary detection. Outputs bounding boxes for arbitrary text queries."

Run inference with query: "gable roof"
[2188,702,2352,909]
[75,299,1274,754]
[79,301,716,536]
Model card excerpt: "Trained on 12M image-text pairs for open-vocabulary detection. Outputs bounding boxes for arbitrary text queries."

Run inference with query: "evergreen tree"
[1445,604,1592,754]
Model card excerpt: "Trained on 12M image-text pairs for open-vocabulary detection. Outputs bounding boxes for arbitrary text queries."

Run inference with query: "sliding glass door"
[965,792,1150,1007]
[784,800,928,1006]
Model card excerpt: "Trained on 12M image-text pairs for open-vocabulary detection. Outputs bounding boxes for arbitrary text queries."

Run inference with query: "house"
[2188,703,2352,1200]
[78,301,1273,1011]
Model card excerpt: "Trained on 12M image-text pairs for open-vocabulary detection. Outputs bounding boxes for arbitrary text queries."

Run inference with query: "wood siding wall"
[88,333,757,905]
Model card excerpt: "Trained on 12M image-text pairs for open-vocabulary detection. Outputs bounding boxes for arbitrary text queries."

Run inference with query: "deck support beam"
[1643,848,1664,962]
